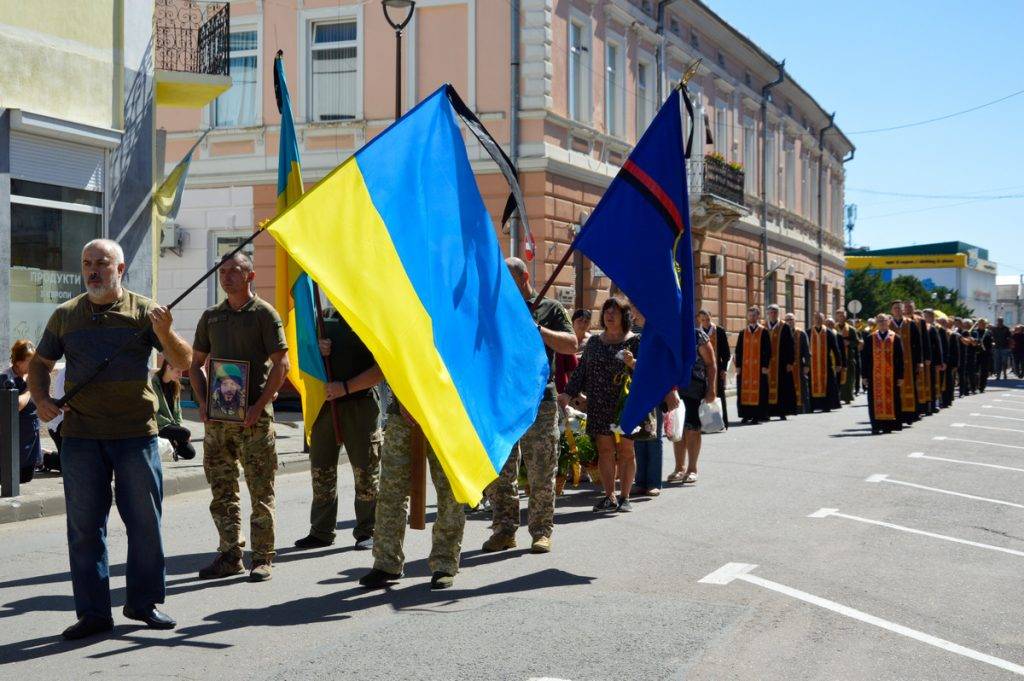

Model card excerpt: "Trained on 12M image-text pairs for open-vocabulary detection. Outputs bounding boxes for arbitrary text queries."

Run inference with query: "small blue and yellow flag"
[268,86,548,504]
[272,52,327,442]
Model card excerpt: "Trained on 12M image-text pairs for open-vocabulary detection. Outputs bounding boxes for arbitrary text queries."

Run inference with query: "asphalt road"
[2,379,1023,680]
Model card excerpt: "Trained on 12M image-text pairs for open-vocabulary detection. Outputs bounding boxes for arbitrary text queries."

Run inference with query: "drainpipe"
[655,0,678,106]
[760,60,785,309]
[509,0,521,259]
[816,112,835,306]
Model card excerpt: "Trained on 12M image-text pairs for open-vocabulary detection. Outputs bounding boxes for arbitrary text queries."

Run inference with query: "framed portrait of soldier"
[207,359,249,423]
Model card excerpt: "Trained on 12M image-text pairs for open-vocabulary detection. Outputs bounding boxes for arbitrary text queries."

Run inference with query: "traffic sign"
[847,299,863,315]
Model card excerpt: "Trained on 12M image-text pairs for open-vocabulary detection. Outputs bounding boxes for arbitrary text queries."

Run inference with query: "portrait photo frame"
[207,358,250,423]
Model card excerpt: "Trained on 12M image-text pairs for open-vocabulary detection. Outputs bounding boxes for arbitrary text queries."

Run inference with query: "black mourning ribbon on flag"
[444,85,531,239]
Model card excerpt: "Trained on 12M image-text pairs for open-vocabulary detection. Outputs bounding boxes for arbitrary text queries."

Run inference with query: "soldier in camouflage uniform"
[294,309,384,551]
[189,253,289,583]
[483,257,577,554]
[359,399,465,590]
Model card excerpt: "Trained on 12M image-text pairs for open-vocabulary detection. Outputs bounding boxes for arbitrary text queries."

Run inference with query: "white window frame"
[743,115,756,195]
[297,4,364,123]
[784,140,796,211]
[800,153,811,218]
[604,33,625,137]
[208,230,254,306]
[635,50,655,139]
[208,17,262,129]
[715,99,729,158]
[567,9,592,124]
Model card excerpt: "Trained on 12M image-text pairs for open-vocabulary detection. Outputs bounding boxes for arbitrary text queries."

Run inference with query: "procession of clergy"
[721,299,994,435]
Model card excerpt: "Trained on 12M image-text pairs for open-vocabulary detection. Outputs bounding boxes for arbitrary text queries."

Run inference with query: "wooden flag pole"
[310,283,344,446]
[530,243,578,313]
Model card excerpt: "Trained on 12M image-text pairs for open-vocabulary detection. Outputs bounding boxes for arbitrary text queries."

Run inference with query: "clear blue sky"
[708,0,1024,276]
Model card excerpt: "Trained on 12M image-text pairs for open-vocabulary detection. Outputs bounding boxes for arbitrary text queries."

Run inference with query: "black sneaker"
[592,496,617,513]
[354,536,374,551]
[294,534,334,549]
[617,496,633,513]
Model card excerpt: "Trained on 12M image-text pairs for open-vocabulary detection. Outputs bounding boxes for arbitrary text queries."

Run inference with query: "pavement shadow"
[71,564,594,660]
[829,427,875,438]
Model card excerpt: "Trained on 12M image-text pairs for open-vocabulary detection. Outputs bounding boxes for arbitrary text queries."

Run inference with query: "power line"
[848,186,1024,200]
[858,195,1024,221]
[848,87,1024,135]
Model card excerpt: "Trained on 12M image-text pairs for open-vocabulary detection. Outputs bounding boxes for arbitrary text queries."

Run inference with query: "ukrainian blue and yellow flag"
[268,86,548,504]
[272,52,327,442]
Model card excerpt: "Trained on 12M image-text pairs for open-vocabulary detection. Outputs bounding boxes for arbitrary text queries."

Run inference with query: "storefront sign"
[846,254,968,270]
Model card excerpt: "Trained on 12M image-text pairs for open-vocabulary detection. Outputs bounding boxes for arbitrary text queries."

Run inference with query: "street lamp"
[382,0,415,121]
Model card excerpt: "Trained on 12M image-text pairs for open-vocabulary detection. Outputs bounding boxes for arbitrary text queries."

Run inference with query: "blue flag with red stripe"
[573,89,696,432]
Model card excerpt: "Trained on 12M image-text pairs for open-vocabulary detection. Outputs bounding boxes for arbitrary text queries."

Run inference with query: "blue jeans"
[61,436,165,618]
[634,438,664,491]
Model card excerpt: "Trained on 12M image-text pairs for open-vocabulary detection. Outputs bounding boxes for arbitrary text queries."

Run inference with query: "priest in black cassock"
[765,305,797,420]
[938,317,959,408]
[785,313,811,413]
[735,306,771,424]
[698,309,732,429]
[923,309,946,411]
[890,300,922,424]
[904,301,934,416]
[861,314,905,434]
[808,312,842,412]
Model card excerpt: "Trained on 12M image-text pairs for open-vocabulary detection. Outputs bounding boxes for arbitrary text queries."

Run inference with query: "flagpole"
[55,228,264,409]
[531,241,578,312]
[311,282,345,446]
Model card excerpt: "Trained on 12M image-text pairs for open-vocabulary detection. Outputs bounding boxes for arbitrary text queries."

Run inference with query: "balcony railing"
[155,0,230,77]
[688,155,745,207]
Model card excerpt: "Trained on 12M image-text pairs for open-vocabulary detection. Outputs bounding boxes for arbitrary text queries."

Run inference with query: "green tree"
[844,271,974,319]
[844,269,891,318]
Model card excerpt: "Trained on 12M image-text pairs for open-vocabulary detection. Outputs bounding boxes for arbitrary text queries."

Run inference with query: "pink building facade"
[157,0,853,344]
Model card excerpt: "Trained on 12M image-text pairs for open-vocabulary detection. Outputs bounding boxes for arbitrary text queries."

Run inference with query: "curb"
[0,451,316,526]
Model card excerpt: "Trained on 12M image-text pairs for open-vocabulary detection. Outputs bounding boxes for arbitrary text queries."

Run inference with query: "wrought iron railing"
[687,155,746,207]
[155,0,230,76]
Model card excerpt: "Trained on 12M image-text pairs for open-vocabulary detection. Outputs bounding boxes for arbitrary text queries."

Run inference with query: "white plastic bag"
[699,400,725,434]
[663,402,685,442]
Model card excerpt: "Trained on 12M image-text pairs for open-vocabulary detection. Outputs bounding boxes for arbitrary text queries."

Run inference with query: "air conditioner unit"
[160,223,184,256]
[708,254,725,278]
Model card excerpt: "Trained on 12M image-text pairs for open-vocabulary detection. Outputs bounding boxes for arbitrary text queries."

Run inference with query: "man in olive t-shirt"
[29,239,192,640]
[483,257,577,554]
[189,253,289,583]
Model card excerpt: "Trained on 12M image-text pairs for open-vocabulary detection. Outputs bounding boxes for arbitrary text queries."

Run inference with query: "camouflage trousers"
[308,396,382,542]
[486,400,558,540]
[203,417,277,561]
[372,417,465,576]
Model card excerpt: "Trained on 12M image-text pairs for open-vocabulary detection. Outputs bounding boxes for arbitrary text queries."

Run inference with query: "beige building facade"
[157,0,852,343]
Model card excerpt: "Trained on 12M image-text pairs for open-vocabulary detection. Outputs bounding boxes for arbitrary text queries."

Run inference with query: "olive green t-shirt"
[36,290,163,439]
[193,295,288,417]
[531,295,573,401]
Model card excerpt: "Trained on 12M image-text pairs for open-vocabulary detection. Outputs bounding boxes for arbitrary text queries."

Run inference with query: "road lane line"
[951,422,1024,435]
[699,562,1024,676]
[908,451,1024,472]
[932,436,1024,451]
[865,474,1024,509]
[971,412,1024,422]
[809,508,1024,558]
[984,405,1024,413]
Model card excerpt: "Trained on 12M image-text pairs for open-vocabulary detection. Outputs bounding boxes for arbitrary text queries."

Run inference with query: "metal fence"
[688,156,746,207]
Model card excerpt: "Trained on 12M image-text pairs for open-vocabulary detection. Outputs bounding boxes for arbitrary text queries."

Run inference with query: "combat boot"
[198,549,244,579]
[249,558,273,582]
[531,536,551,554]
[481,532,517,552]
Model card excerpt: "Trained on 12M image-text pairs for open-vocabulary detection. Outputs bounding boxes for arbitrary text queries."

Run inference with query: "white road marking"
[699,562,1024,676]
[952,422,1024,435]
[933,435,1024,451]
[908,451,1024,473]
[984,404,1024,413]
[971,412,1024,422]
[865,474,1024,509]
[809,508,1024,558]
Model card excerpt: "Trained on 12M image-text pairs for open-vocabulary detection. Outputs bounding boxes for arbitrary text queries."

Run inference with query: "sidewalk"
[0,408,317,525]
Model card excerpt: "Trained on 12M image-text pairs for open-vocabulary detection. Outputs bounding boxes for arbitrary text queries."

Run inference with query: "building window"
[801,155,811,218]
[744,71,752,87]
[785,274,795,312]
[214,30,259,127]
[743,116,756,195]
[832,288,841,316]
[832,181,844,235]
[213,235,250,305]
[715,101,728,158]
[786,102,793,117]
[309,20,358,121]
[690,30,699,49]
[765,129,776,204]
[810,159,820,221]
[670,18,680,34]
[804,279,815,328]
[568,19,591,123]
[766,271,777,306]
[746,261,757,309]
[785,142,796,211]
[636,61,653,137]
[717,50,725,67]
[605,42,622,136]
